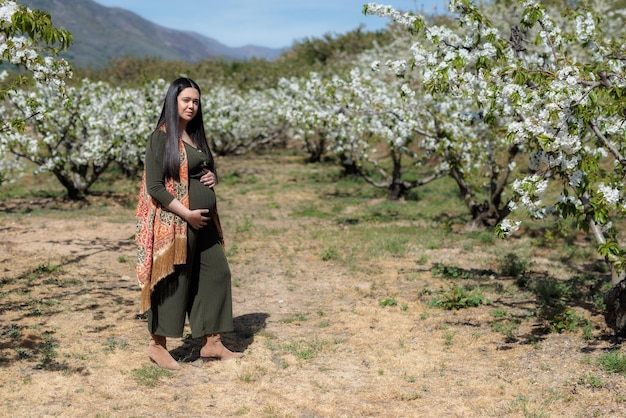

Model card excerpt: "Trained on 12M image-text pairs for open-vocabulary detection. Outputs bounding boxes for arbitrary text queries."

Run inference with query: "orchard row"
[3,1,626,294]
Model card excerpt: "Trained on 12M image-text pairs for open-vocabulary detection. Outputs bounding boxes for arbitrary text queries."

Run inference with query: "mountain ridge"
[19,0,286,69]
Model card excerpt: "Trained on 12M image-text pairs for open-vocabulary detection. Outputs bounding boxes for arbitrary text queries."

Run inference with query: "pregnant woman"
[135,77,242,370]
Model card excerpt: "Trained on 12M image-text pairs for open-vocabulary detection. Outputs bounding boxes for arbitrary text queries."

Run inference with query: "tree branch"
[589,120,626,165]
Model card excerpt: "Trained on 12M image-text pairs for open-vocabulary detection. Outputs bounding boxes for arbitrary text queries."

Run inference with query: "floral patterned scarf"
[135,139,189,313]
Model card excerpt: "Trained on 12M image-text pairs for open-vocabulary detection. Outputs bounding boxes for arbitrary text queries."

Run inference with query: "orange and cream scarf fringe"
[135,139,189,313]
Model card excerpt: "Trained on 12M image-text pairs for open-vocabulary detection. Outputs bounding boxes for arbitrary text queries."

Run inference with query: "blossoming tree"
[364,0,626,332]
[1,79,164,198]
[0,0,72,184]
[281,17,520,223]
[202,85,288,156]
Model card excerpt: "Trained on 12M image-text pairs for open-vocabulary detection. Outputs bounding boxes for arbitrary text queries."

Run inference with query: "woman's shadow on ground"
[171,312,269,363]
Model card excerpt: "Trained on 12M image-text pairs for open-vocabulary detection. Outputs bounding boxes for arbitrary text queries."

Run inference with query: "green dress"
[144,130,234,338]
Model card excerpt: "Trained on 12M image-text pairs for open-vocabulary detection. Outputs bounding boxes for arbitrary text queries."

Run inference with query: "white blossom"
[499,218,521,236]
[598,183,620,206]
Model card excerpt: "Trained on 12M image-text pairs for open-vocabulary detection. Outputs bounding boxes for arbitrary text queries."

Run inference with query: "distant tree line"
[74,27,395,91]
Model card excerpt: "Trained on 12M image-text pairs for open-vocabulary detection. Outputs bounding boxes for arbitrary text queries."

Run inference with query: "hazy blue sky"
[92,1,449,48]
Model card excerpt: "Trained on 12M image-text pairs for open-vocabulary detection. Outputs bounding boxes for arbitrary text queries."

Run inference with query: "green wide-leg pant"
[147,223,234,338]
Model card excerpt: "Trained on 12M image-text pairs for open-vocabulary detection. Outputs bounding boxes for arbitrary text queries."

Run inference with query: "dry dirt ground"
[1,155,626,417]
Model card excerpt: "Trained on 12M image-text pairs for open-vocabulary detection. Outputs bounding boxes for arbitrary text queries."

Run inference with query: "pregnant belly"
[188,178,217,211]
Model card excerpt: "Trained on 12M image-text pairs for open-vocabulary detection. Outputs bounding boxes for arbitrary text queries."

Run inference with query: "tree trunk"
[387,181,405,200]
[604,279,626,336]
[339,154,359,176]
[53,170,82,200]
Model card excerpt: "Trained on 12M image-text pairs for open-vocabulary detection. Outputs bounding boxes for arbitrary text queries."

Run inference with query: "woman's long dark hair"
[156,77,215,180]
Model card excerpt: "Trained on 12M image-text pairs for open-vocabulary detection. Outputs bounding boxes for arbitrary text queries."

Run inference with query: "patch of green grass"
[537,304,594,337]
[343,225,416,259]
[491,308,509,318]
[430,283,488,310]
[219,169,259,187]
[513,271,606,330]
[498,253,529,278]
[0,167,64,201]
[234,217,254,234]
[329,174,378,199]
[105,337,128,353]
[462,242,475,252]
[15,347,33,360]
[431,263,475,280]
[131,365,174,387]
[577,374,603,388]
[362,207,401,223]
[491,319,521,341]
[258,330,276,340]
[320,245,338,261]
[0,324,21,339]
[407,176,465,218]
[281,313,308,324]
[235,406,251,415]
[25,298,60,317]
[35,331,59,369]
[597,351,626,375]
[307,165,343,185]
[378,297,398,307]
[532,277,572,304]
[238,372,257,383]
[284,338,327,361]
[560,241,601,265]
[291,203,331,219]
[226,244,239,258]
[19,262,63,281]
[335,198,428,225]
[465,230,495,245]
[509,395,548,417]
[379,235,410,257]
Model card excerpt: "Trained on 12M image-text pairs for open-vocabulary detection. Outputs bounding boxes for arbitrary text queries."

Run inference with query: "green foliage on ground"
[131,365,174,387]
[597,351,626,375]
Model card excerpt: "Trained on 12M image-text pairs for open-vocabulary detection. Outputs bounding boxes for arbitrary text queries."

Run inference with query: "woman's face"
[177,87,200,125]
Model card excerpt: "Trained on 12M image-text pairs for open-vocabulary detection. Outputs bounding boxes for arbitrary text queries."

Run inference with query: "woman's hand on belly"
[201,170,216,188]
[186,208,210,229]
